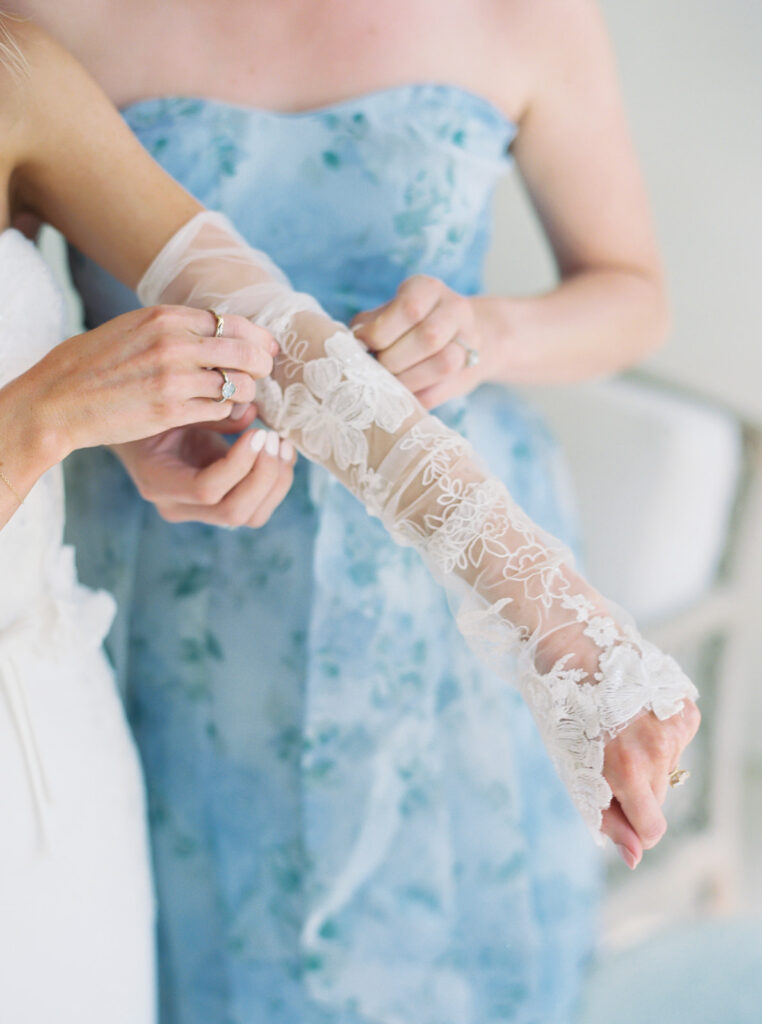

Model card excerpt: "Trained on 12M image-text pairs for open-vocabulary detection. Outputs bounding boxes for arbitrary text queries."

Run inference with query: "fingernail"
[270,339,279,356]
[616,844,637,870]
[249,429,266,453]
[229,403,248,420]
[280,439,294,461]
[265,431,280,456]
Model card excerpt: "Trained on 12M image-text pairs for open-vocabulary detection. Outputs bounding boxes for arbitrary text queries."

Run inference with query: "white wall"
[484,0,762,425]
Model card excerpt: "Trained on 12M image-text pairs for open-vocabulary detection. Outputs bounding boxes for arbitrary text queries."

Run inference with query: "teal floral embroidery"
[163,564,213,598]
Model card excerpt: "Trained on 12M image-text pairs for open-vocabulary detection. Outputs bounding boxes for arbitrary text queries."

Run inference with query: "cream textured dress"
[0,229,155,1024]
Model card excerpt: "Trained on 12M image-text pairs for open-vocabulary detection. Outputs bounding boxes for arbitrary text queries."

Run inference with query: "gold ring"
[207,309,224,338]
[668,767,690,788]
[214,368,236,402]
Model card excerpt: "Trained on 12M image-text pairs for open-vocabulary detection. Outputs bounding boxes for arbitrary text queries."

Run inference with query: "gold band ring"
[668,767,690,788]
[207,309,224,338]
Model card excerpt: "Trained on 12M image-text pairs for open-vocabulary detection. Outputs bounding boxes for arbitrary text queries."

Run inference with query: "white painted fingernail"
[280,439,294,461]
[250,430,266,453]
[229,403,248,420]
[265,431,280,456]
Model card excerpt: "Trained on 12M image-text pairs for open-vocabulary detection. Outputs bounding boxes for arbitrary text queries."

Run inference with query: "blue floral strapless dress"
[66,85,600,1024]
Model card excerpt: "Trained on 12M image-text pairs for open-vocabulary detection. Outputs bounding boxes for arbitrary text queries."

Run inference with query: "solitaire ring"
[207,309,224,338]
[215,368,236,402]
[453,334,480,368]
[668,767,690,788]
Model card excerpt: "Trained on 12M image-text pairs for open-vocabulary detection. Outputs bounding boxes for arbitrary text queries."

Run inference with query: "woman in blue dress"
[19,2,671,1021]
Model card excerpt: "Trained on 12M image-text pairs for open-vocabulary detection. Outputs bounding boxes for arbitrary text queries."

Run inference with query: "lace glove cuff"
[138,211,698,840]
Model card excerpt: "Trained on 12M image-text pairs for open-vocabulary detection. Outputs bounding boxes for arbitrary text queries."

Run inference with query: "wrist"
[471,295,539,384]
[0,372,71,496]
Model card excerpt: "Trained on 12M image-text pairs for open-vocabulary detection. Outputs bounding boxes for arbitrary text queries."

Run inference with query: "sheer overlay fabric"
[139,211,697,841]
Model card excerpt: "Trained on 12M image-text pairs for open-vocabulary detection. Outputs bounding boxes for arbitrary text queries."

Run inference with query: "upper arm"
[9,20,200,288]
[510,0,662,281]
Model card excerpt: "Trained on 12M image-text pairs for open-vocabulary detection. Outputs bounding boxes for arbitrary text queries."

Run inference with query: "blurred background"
[39,1,761,1019]
[484,1,762,1020]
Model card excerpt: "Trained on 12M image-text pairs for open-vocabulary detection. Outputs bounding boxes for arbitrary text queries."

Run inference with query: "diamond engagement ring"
[453,333,480,368]
[215,368,236,402]
[207,309,225,338]
[668,767,690,788]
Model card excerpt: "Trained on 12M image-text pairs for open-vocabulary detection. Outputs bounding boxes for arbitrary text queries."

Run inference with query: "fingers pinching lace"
[352,276,482,407]
[153,429,294,527]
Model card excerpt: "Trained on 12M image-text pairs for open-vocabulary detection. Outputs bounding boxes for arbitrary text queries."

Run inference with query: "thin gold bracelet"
[0,468,23,505]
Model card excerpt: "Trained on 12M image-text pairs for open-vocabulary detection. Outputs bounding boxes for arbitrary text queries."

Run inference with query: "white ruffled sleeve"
[139,211,698,841]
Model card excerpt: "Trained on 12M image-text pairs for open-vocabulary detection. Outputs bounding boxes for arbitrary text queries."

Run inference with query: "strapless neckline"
[121,82,517,134]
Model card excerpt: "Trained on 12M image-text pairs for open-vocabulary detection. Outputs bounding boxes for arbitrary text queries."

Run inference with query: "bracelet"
[0,467,23,505]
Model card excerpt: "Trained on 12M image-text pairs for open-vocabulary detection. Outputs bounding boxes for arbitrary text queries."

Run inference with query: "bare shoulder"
[489,0,610,52]
[482,0,616,116]
[0,15,75,125]
[2,14,85,88]
[0,16,110,152]
[0,15,121,223]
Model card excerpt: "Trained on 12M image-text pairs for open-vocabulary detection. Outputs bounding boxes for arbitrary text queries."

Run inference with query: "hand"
[26,305,277,458]
[114,410,296,528]
[352,275,488,409]
[601,700,701,868]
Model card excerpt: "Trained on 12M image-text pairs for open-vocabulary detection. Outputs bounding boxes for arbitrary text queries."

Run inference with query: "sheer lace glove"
[138,212,698,843]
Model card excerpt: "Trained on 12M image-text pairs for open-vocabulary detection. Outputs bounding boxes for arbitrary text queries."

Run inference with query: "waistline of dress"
[0,566,117,854]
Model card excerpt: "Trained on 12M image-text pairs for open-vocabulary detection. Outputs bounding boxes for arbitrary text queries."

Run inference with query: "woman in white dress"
[0,19,289,1024]
[0,15,699,1023]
